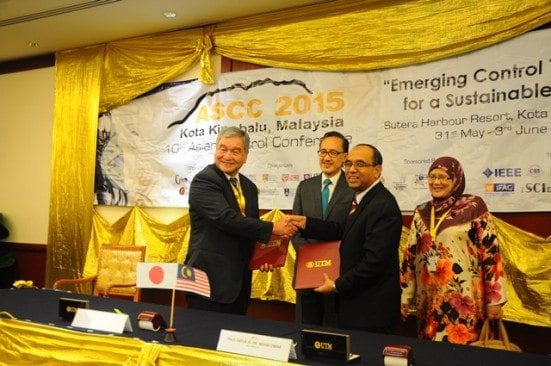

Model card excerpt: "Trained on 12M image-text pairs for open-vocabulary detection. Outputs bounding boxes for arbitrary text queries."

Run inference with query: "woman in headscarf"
[399,156,506,344]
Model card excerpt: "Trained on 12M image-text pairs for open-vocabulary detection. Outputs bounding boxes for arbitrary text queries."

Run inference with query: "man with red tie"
[291,144,402,333]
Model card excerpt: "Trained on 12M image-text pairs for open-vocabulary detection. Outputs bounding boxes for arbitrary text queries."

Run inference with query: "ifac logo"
[485,183,515,192]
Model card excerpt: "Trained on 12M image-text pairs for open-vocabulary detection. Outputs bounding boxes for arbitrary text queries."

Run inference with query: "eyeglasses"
[427,175,452,182]
[343,160,378,169]
[318,149,344,158]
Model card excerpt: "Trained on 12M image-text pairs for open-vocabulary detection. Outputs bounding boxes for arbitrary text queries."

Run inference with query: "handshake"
[258,215,307,272]
[272,215,307,238]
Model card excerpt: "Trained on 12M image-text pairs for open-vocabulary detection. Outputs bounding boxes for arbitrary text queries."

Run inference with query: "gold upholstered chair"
[53,245,146,302]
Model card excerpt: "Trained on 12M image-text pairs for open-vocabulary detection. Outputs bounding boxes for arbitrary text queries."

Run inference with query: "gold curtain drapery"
[46,45,105,286]
[214,0,550,71]
[100,27,213,112]
[86,208,551,327]
[0,318,293,365]
[85,208,298,304]
[84,207,190,277]
[48,0,550,326]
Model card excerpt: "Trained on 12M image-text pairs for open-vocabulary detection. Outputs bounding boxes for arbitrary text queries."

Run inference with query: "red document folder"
[248,235,290,270]
[294,241,340,289]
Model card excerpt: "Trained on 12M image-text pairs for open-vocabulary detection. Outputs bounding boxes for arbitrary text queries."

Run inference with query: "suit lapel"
[313,175,323,216]
[212,164,241,213]
[342,182,382,242]
[326,172,348,217]
[239,173,256,217]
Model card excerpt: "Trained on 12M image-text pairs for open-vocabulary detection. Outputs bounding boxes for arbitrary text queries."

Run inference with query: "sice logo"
[522,183,551,193]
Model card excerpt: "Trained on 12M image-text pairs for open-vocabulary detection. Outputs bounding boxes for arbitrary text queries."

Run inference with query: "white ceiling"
[0,0,328,62]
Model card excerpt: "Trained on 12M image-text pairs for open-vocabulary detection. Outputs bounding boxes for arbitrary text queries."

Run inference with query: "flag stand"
[164,288,177,343]
[136,262,210,343]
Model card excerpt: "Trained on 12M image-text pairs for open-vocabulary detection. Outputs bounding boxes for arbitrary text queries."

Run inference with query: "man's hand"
[287,215,307,230]
[313,273,335,294]
[272,215,298,238]
[259,263,274,272]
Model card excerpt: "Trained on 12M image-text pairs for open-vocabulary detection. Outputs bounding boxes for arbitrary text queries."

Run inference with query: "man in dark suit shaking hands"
[292,131,354,326]
[291,144,402,333]
[184,126,297,315]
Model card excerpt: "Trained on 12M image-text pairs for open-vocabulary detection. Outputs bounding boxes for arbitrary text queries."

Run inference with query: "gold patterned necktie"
[229,177,246,215]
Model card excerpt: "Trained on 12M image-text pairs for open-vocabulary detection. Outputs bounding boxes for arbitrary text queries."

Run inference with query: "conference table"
[0,289,548,365]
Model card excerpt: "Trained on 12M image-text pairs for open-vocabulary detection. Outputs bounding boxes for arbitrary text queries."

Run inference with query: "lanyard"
[430,206,450,240]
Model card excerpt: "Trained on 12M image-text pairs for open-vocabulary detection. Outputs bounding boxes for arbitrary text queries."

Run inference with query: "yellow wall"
[0,67,54,244]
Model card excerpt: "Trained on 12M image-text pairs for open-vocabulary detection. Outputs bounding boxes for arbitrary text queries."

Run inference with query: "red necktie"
[349,198,358,215]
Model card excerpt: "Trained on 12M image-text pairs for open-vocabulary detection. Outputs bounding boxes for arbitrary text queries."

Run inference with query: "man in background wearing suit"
[184,126,297,315]
[292,131,354,325]
[291,144,402,333]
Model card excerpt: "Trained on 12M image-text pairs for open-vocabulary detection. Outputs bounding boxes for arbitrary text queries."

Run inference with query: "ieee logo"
[483,168,521,178]
[485,183,515,192]
[482,168,493,178]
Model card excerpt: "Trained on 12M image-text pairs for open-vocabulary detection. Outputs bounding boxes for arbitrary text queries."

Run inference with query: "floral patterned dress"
[400,195,506,344]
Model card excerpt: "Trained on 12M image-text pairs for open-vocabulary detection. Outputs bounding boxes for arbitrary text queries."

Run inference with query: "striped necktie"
[349,197,358,215]
[229,177,246,215]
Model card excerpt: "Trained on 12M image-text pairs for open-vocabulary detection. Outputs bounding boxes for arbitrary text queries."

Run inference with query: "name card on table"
[71,308,132,334]
[217,329,293,362]
[59,297,90,321]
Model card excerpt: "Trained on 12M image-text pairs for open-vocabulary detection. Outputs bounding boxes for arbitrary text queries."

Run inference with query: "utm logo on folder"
[294,241,340,289]
[306,259,332,268]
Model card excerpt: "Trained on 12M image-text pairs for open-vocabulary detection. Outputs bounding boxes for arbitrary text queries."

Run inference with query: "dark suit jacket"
[292,172,354,249]
[184,164,272,304]
[302,182,402,330]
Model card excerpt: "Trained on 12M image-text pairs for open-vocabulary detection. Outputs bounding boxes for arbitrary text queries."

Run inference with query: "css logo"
[528,165,542,177]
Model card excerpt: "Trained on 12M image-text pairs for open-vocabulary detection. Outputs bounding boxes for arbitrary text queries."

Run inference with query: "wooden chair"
[53,245,146,302]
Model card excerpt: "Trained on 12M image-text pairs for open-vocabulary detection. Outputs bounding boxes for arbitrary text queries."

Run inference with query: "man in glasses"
[291,131,354,326]
[290,144,402,333]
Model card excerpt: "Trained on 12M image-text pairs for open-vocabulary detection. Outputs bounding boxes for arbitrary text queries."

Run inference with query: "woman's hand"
[400,303,409,321]
[487,304,503,320]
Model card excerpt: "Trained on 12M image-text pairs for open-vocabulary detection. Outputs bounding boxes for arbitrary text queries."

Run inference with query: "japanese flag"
[136,263,177,289]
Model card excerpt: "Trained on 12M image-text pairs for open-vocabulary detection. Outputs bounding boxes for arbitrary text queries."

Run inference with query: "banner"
[94,29,550,212]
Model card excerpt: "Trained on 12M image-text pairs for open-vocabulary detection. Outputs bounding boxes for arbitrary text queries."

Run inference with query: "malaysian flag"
[176,265,211,298]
